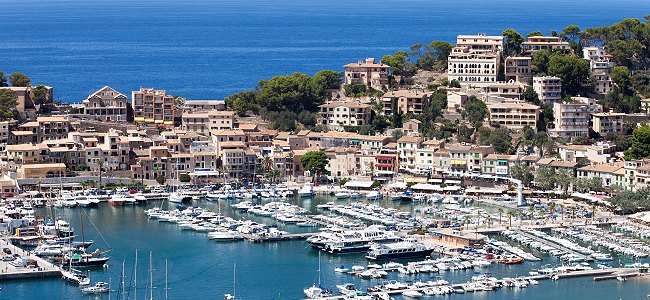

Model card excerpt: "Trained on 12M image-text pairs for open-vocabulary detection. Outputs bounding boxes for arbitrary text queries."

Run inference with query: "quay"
[245,232,317,243]
[0,239,61,280]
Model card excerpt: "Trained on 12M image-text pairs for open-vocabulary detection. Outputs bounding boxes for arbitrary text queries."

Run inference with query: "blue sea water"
[0,0,648,102]
[0,197,647,300]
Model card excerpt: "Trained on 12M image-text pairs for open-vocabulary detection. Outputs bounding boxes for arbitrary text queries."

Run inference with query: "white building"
[318,101,372,130]
[549,97,602,138]
[344,58,390,89]
[447,46,500,87]
[533,76,562,104]
[487,101,539,132]
[582,46,615,95]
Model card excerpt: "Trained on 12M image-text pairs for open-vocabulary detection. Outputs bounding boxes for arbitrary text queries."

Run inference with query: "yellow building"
[18,163,66,179]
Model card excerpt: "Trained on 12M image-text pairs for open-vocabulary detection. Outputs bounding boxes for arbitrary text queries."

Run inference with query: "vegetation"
[0,89,18,120]
[179,173,191,183]
[31,85,49,105]
[9,72,30,87]
[461,96,487,128]
[502,28,524,56]
[300,150,329,180]
[156,175,166,186]
[477,127,512,154]
[510,164,534,187]
[0,71,6,87]
[624,125,650,160]
[607,187,650,214]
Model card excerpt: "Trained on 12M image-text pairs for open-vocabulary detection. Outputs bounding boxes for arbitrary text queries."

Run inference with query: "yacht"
[366,191,382,201]
[61,267,90,286]
[81,281,109,294]
[75,196,92,207]
[168,192,184,203]
[299,183,315,198]
[108,194,127,206]
[336,283,357,296]
[592,252,614,261]
[321,226,403,254]
[208,231,244,241]
[366,240,432,260]
[334,192,350,200]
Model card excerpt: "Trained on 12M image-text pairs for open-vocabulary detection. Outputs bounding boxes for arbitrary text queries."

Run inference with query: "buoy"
[103,264,109,269]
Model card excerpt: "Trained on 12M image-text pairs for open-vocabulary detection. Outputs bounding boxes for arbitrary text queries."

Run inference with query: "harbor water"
[2,196,648,299]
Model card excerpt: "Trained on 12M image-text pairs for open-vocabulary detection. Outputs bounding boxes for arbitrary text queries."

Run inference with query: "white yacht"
[208,231,244,241]
[366,191,382,201]
[168,192,184,203]
[81,282,109,294]
[334,192,350,200]
[366,240,432,260]
[299,183,315,198]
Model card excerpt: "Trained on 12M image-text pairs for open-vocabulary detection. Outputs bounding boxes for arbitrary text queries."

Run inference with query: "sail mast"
[165,258,168,300]
[149,251,153,300]
[134,250,138,300]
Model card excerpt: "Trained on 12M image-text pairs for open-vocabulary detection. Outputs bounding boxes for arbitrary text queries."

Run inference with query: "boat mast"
[165,258,168,300]
[149,251,153,300]
[233,263,236,299]
[121,260,126,300]
[317,251,321,287]
[134,249,138,300]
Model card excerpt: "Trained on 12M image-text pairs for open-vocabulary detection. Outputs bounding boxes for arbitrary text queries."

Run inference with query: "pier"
[0,239,61,280]
[514,230,593,261]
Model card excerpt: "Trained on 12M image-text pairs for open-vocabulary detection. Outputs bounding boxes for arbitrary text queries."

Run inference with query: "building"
[0,86,53,114]
[482,154,518,176]
[577,163,625,187]
[83,86,129,122]
[447,46,500,87]
[558,143,614,164]
[582,46,615,96]
[533,76,562,104]
[36,116,71,143]
[592,112,626,136]
[402,119,422,136]
[522,36,570,53]
[504,56,532,84]
[481,82,526,100]
[381,90,430,115]
[132,88,175,125]
[181,110,235,135]
[487,102,539,132]
[318,101,372,130]
[550,97,602,138]
[397,136,423,170]
[183,100,225,112]
[18,163,65,179]
[447,91,468,109]
[455,33,503,53]
[343,58,390,89]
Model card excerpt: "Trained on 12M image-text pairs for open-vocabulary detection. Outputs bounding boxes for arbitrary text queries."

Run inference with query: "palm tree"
[464,216,473,230]
[527,205,535,221]
[262,155,273,182]
[506,210,515,228]
[518,209,524,225]
[219,165,229,184]
[591,205,596,222]
[548,203,557,219]
[497,208,504,225]
[486,215,492,228]
[366,161,375,179]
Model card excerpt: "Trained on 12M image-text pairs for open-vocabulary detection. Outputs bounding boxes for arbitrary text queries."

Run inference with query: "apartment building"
[381,90,430,115]
[35,116,71,143]
[549,97,602,138]
[448,144,472,177]
[132,88,175,125]
[481,82,526,99]
[577,163,625,187]
[83,86,129,122]
[318,101,372,130]
[182,110,235,135]
[397,136,424,170]
[582,47,615,95]
[522,36,570,53]
[533,76,562,104]
[504,56,532,84]
[455,33,503,53]
[482,154,518,176]
[344,58,390,89]
[183,100,226,112]
[469,146,494,173]
[592,112,626,135]
[558,143,614,164]
[447,46,500,86]
[487,101,539,132]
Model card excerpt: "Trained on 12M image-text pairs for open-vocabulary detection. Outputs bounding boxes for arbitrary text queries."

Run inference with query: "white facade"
[533,76,562,104]
[447,46,499,87]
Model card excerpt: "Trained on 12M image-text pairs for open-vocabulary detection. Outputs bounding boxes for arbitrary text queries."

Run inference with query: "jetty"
[0,239,61,280]
[515,229,593,261]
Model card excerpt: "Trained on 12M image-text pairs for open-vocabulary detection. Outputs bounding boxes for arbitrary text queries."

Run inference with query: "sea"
[0,196,647,300]
[0,0,648,103]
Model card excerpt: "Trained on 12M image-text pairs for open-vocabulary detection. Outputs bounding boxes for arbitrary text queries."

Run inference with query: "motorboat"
[336,283,357,296]
[208,231,244,241]
[334,192,350,200]
[108,194,127,206]
[334,265,349,273]
[75,196,91,207]
[168,192,184,203]
[299,183,315,198]
[592,252,614,261]
[81,281,109,294]
[402,290,423,298]
[366,191,382,201]
[350,192,362,199]
[61,267,90,286]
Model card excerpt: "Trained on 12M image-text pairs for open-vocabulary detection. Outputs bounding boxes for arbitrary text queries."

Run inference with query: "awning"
[465,187,505,194]
[411,183,439,191]
[428,178,443,183]
[344,180,374,188]
[388,182,407,189]
[445,180,462,185]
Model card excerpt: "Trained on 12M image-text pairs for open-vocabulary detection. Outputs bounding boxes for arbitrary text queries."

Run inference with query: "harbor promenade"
[0,239,61,280]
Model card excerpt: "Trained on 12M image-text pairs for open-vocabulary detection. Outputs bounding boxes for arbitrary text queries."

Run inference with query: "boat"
[108,194,127,206]
[68,251,110,267]
[208,231,244,241]
[389,193,402,201]
[366,191,382,201]
[168,192,184,203]
[366,240,433,260]
[334,265,349,273]
[75,196,92,207]
[402,290,423,298]
[592,252,614,261]
[299,183,315,198]
[350,192,362,199]
[296,221,318,227]
[81,281,109,294]
[617,276,627,282]
[61,267,90,285]
[335,283,357,296]
[334,192,350,200]
[500,257,525,264]
[304,252,333,299]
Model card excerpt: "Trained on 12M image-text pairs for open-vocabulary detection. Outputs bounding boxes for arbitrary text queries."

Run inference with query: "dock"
[0,239,61,280]
[515,230,593,261]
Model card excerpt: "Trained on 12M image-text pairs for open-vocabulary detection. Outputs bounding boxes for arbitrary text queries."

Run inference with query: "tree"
[156,175,166,186]
[371,114,390,133]
[547,54,591,96]
[463,96,487,127]
[488,127,513,154]
[257,73,323,112]
[526,31,544,38]
[502,28,524,56]
[610,66,631,92]
[506,210,515,228]
[624,125,650,160]
[313,70,343,90]
[511,164,534,187]
[344,83,367,97]
[535,166,556,191]
[300,150,329,180]
[224,90,258,116]
[0,71,6,87]
[96,160,104,189]
[449,79,461,88]
[9,72,30,87]
[179,173,191,183]
[531,50,550,75]
[31,85,49,105]
[0,89,18,120]
[522,87,540,104]
[556,168,575,196]
[381,51,412,76]
[497,207,504,225]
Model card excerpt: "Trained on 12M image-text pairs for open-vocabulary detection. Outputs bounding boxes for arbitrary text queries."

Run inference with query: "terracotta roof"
[382,90,429,99]
[578,164,622,173]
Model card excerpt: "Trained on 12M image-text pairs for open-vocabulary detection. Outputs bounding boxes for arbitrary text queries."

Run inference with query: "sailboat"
[224,263,236,300]
[67,207,109,267]
[304,252,332,298]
